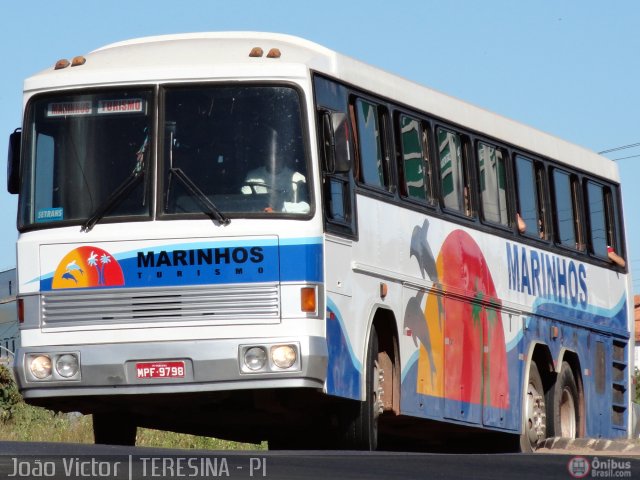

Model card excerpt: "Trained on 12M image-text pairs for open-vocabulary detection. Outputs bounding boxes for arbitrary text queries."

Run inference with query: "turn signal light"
[300,287,316,313]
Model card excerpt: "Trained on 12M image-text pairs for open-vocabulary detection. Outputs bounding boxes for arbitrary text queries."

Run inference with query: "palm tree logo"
[87,251,112,286]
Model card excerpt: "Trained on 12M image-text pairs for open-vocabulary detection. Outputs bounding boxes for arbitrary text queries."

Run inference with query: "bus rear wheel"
[519,361,547,452]
[548,361,580,439]
[341,327,383,451]
[93,412,137,446]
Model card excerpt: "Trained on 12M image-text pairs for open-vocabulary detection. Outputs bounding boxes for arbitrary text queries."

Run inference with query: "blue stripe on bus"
[325,297,361,400]
[532,293,628,334]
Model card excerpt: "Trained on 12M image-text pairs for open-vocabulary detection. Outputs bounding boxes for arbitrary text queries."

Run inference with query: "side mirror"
[320,111,351,174]
[7,128,21,194]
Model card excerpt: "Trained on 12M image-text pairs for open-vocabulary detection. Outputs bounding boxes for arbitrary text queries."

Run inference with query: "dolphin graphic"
[65,260,84,275]
[410,219,438,282]
[61,272,78,284]
[405,218,443,388]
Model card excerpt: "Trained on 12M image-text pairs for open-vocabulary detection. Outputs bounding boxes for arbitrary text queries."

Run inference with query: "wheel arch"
[526,341,555,394]
[366,306,401,414]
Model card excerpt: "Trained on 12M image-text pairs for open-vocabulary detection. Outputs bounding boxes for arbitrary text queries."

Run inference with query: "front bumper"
[14,335,327,398]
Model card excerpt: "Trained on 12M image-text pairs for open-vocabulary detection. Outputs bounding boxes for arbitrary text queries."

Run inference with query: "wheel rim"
[372,358,384,424]
[525,380,546,447]
[559,387,576,438]
[371,359,384,444]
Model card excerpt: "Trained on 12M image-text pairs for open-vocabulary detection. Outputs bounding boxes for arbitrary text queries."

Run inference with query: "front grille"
[42,283,280,327]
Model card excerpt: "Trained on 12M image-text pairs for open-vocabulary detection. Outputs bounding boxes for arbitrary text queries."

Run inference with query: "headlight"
[55,354,79,378]
[244,347,267,371]
[29,355,52,379]
[271,345,297,369]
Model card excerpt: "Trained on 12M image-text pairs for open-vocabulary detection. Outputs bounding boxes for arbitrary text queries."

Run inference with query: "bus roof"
[24,31,618,182]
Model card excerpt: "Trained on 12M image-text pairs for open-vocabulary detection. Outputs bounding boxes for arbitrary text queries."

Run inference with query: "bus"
[7,32,633,451]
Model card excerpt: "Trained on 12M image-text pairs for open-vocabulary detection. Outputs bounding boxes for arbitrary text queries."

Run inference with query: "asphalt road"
[1,442,639,480]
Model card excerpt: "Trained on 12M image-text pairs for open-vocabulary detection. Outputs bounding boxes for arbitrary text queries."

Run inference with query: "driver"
[241,126,309,213]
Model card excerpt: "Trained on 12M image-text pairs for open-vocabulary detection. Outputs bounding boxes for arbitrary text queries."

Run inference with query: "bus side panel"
[324,237,362,400]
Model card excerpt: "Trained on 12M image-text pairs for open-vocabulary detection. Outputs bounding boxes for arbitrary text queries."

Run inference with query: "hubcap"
[525,381,546,447]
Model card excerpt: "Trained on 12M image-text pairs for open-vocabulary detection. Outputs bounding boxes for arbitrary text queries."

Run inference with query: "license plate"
[136,361,185,379]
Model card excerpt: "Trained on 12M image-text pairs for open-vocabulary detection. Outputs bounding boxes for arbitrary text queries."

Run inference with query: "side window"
[585,181,608,257]
[326,177,348,223]
[399,114,433,203]
[354,98,388,189]
[515,155,547,239]
[552,169,585,251]
[437,127,470,215]
[585,180,621,260]
[477,142,508,226]
[314,75,356,238]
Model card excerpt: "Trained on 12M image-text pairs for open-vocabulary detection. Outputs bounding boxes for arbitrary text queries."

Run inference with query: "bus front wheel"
[93,412,137,446]
[341,327,382,451]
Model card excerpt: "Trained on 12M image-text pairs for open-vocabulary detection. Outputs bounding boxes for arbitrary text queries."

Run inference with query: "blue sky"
[1,0,639,292]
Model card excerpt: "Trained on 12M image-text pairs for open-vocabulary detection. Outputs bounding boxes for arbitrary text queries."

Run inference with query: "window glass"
[515,155,543,238]
[553,169,583,250]
[586,181,608,257]
[607,190,621,255]
[34,134,55,216]
[327,178,347,223]
[477,142,508,225]
[437,128,467,213]
[356,99,386,188]
[20,89,153,228]
[163,85,309,216]
[400,115,431,202]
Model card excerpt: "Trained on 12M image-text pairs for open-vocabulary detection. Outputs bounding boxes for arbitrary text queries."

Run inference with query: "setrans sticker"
[47,101,92,117]
[36,208,64,222]
[98,99,145,114]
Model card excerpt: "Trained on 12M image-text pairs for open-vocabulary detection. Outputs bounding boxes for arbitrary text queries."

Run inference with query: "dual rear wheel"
[520,359,580,452]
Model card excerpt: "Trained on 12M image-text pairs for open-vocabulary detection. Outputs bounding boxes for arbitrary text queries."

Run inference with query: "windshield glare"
[20,90,153,228]
[163,85,310,216]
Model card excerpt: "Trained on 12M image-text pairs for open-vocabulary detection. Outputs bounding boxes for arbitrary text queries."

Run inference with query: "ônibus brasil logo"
[568,457,590,478]
[52,246,124,289]
[568,456,633,478]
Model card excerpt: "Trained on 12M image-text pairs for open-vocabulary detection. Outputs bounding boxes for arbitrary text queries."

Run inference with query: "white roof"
[24,32,617,181]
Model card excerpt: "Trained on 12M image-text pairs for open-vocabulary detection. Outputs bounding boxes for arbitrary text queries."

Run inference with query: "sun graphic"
[52,246,125,289]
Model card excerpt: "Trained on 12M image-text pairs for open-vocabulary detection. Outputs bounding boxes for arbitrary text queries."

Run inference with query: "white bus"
[8,32,633,451]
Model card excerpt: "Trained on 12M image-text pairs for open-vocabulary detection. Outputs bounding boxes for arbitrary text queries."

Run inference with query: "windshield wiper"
[168,167,230,226]
[81,131,149,233]
[81,166,145,233]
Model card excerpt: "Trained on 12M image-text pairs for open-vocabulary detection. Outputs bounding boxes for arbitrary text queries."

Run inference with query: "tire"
[341,328,382,450]
[93,412,137,446]
[547,361,580,439]
[519,361,547,452]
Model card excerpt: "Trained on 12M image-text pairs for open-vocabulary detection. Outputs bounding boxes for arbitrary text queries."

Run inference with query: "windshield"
[18,85,311,230]
[163,85,310,217]
[19,89,153,229]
